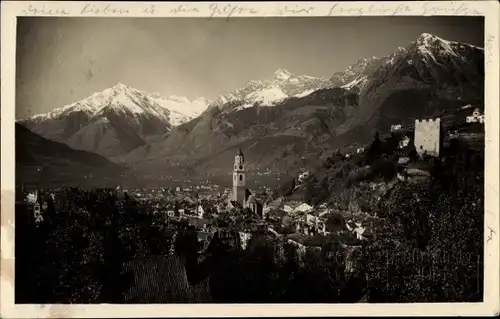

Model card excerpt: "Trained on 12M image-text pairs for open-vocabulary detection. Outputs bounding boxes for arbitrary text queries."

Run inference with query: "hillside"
[122,87,361,176]
[278,125,484,302]
[122,33,483,179]
[15,123,128,187]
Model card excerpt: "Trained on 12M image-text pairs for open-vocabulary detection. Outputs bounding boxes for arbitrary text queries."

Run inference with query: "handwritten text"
[421,3,481,16]
[277,5,315,15]
[80,4,130,15]
[170,4,200,14]
[487,227,496,243]
[485,35,495,64]
[209,4,259,20]
[22,4,70,16]
[328,4,412,16]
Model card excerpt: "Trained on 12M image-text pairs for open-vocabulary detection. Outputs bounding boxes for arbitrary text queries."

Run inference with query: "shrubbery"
[281,129,484,302]
[361,140,483,302]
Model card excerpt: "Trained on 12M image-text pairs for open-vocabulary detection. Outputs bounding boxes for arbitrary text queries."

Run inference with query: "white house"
[317,207,330,217]
[303,213,318,226]
[391,124,402,132]
[346,221,356,232]
[34,210,44,225]
[33,202,41,220]
[282,205,294,214]
[238,232,252,250]
[294,203,313,214]
[263,205,272,216]
[397,173,406,181]
[399,136,410,149]
[397,157,410,165]
[26,191,37,204]
[466,108,484,124]
[267,227,280,237]
[353,223,376,241]
[217,203,227,214]
[297,171,310,184]
[196,205,205,218]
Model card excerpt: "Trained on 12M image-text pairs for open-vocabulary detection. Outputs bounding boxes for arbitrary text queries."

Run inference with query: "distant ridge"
[15,123,127,187]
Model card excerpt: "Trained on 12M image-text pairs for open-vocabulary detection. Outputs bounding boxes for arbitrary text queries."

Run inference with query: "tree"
[367,131,382,163]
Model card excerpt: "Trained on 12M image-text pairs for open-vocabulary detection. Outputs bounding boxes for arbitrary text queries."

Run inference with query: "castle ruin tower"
[414,118,441,157]
[232,149,246,206]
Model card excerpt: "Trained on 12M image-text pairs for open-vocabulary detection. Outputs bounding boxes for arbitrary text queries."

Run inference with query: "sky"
[16,16,483,119]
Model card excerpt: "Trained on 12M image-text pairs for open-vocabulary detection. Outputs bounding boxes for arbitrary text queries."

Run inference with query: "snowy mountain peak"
[212,68,334,112]
[26,85,210,127]
[274,69,293,80]
[417,32,437,41]
[111,82,131,91]
[416,32,447,47]
[167,95,191,104]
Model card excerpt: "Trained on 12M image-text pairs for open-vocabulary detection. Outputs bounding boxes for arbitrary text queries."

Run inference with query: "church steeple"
[232,149,246,206]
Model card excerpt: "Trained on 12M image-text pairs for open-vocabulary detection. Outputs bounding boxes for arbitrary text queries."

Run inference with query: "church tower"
[232,149,246,206]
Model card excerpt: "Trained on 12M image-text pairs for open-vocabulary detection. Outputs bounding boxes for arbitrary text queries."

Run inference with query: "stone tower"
[232,149,246,206]
[414,118,441,156]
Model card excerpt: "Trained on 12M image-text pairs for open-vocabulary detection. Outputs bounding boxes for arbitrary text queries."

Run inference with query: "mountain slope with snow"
[122,33,484,178]
[356,32,484,132]
[211,69,335,113]
[332,57,382,92]
[19,84,210,158]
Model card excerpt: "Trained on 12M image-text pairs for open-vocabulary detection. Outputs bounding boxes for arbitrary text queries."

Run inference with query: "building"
[34,202,43,224]
[466,108,485,124]
[294,203,313,214]
[196,205,205,218]
[246,195,259,215]
[414,118,441,157]
[390,124,402,132]
[228,149,263,217]
[232,149,246,206]
[399,135,411,149]
[297,171,310,184]
[217,202,227,214]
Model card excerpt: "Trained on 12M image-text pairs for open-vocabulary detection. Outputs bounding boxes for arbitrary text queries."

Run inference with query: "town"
[19,105,485,264]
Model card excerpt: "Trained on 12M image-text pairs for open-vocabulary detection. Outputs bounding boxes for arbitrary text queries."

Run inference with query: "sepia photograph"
[2,2,497,314]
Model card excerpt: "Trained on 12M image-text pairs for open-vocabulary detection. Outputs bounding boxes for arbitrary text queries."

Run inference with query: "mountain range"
[210,69,334,112]
[18,33,484,181]
[19,84,211,158]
